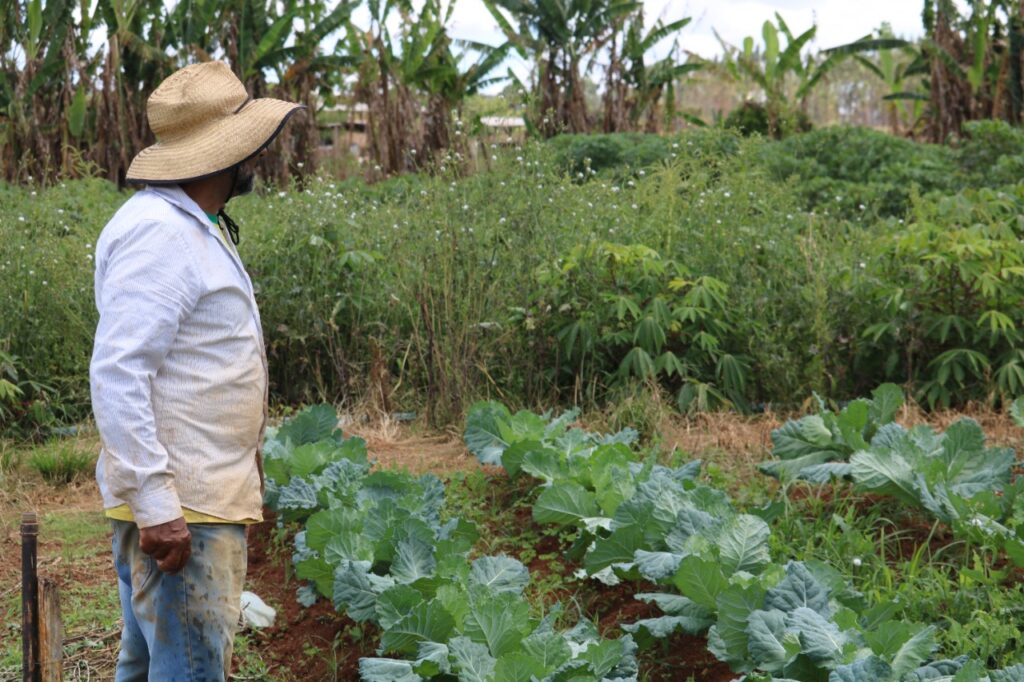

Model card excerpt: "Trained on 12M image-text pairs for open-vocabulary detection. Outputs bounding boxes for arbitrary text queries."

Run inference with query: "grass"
[40,511,110,560]
[0,430,99,491]
[0,432,288,679]
[232,633,280,681]
[771,486,1024,667]
[0,508,118,674]
[444,469,579,618]
[28,446,94,484]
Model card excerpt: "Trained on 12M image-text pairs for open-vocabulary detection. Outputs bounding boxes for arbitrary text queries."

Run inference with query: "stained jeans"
[111,520,247,682]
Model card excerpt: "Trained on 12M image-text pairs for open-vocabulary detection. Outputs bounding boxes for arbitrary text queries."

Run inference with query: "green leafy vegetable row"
[263,405,638,682]
[759,387,1024,566]
[464,400,1024,681]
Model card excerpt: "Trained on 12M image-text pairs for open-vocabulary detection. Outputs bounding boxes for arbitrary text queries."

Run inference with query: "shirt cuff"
[128,485,183,529]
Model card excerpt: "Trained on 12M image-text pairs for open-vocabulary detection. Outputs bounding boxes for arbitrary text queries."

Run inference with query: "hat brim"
[125,98,305,184]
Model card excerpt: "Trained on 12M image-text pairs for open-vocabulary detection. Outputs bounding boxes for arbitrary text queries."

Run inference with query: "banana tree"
[94,0,175,183]
[339,0,507,175]
[341,0,430,175]
[388,0,458,160]
[0,0,78,182]
[826,27,928,135]
[918,0,1021,140]
[164,0,223,64]
[484,0,640,136]
[416,30,514,157]
[721,13,850,137]
[602,11,703,132]
[921,0,981,140]
[235,0,356,181]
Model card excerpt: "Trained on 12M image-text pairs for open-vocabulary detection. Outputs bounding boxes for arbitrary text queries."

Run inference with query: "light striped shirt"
[90,185,267,528]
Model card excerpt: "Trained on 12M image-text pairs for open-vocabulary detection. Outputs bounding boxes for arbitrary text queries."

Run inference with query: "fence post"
[21,512,39,682]
[38,578,63,682]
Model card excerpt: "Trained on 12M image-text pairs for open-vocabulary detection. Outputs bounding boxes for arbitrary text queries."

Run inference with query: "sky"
[443,0,929,55]
[355,0,952,93]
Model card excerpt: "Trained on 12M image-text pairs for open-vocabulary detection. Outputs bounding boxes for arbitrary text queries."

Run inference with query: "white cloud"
[442,0,941,92]
[450,0,933,53]
[685,0,928,52]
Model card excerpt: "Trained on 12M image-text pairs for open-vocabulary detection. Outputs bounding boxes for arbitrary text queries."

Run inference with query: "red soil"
[586,581,736,682]
[244,512,737,681]
[245,513,376,681]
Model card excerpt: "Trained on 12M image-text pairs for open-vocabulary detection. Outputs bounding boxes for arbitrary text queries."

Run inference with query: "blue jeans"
[111,520,247,682]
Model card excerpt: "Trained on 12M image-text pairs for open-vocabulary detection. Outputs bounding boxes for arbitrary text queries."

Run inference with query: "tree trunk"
[566,56,589,133]
[539,50,560,137]
[927,8,972,141]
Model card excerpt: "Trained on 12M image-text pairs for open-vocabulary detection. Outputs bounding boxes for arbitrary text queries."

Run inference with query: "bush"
[526,241,748,411]
[0,133,876,427]
[724,102,811,139]
[28,441,95,484]
[0,178,125,434]
[546,132,673,176]
[761,126,958,218]
[858,186,1024,407]
[956,119,1024,186]
[724,101,771,137]
[0,346,63,439]
[592,380,672,444]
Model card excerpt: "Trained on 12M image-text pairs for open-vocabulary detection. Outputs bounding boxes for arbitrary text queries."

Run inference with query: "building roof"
[480,116,525,128]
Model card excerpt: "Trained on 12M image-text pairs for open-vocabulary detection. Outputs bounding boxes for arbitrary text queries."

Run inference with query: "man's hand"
[139,517,192,573]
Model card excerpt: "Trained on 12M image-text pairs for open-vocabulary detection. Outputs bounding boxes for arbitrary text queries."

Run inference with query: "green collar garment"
[205,211,229,246]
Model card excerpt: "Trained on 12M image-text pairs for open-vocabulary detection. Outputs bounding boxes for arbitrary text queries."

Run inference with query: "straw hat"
[126,61,304,184]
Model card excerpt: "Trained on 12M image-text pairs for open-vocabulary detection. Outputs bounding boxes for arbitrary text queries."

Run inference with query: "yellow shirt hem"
[105,504,259,525]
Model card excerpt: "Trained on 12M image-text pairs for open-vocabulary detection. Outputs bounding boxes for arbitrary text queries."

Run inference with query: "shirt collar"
[145,184,220,236]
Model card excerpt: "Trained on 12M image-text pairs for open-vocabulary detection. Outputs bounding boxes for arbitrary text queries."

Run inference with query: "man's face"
[232,159,257,197]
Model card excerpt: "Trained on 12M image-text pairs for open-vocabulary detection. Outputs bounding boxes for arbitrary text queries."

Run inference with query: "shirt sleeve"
[90,220,202,528]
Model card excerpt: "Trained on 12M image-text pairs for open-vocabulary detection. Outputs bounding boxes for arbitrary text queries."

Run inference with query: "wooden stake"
[38,578,63,682]
[21,512,39,682]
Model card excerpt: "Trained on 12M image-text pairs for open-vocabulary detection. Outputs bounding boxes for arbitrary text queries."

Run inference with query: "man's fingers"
[157,542,192,574]
[139,536,156,555]
[150,543,172,561]
[157,538,191,573]
[174,544,192,572]
[138,516,192,573]
[139,517,191,563]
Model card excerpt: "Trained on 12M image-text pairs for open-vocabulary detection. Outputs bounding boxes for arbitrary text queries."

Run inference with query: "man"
[90,61,302,681]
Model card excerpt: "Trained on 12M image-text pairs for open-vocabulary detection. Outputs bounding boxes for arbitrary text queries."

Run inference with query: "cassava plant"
[528,241,749,412]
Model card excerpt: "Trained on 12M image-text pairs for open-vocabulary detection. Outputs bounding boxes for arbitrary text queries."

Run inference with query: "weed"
[774,488,1024,666]
[591,381,673,443]
[232,633,278,680]
[28,440,94,484]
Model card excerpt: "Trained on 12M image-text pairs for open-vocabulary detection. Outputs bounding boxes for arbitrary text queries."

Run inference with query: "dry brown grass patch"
[655,402,1024,483]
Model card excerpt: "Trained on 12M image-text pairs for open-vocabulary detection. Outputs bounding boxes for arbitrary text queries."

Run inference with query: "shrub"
[724,101,771,137]
[724,102,811,139]
[28,441,94,484]
[546,132,673,176]
[5,127,1024,432]
[526,241,748,411]
[956,119,1024,187]
[761,126,958,218]
[858,186,1024,407]
[0,178,125,434]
